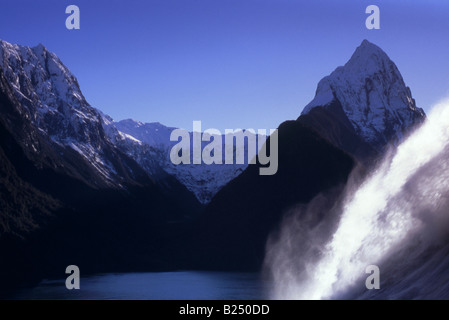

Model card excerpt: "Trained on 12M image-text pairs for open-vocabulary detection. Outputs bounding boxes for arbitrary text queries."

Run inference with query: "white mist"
[267,99,449,300]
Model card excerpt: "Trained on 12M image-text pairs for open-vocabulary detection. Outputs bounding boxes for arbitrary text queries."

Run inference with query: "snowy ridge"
[0,40,135,186]
[104,119,253,204]
[302,40,425,150]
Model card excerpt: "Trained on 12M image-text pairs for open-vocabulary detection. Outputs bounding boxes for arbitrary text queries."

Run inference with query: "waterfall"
[266,98,449,300]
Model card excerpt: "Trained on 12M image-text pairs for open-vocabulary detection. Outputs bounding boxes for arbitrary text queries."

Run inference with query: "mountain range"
[0,39,425,294]
[0,40,251,204]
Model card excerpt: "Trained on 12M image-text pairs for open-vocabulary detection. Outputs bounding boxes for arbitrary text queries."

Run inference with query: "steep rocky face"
[0,40,151,188]
[0,41,99,147]
[301,40,425,158]
[0,67,61,239]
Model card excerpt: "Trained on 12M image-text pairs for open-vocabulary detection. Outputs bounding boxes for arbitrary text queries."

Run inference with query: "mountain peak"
[342,40,394,77]
[0,39,47,57]
[32,42,47,53]
[119,118,142,126]
[359,39,380,50]
[351,39,388,62]
[301,40,425,150]
[355,39,383,55]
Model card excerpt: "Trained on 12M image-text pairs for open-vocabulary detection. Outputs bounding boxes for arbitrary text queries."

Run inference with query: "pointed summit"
[356,39,384,54]
[346,39,391,69]
[32,42,47,52]
[361,39,373,46]
[33,42,46,50]
[301,40,425,152]
[352,39,386,59]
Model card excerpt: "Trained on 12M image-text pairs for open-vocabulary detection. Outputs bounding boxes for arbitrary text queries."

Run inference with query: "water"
[267,98,449,299]
[11,271,269,300]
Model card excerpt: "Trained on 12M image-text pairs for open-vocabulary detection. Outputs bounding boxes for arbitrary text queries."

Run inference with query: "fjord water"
[11,272,269,300]
[267,99,449,299]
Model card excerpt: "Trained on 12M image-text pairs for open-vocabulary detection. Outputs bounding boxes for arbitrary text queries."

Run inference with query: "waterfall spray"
[267,98,449,300]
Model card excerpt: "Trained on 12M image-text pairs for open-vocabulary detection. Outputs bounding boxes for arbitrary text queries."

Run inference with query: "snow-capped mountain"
[0,40,151,187]
[114,120,174,150]
[104,119,251,204]
[301,40,425,154]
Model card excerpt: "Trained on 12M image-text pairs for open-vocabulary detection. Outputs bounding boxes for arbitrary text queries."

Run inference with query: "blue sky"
[0,0,448,130]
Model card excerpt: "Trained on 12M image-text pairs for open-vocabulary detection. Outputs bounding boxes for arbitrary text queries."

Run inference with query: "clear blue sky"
[0,0,448,130]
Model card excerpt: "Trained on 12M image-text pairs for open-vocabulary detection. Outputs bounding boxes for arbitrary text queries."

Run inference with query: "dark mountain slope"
[298,100,378,163]
[185,119,355,271]
[0,68,199,296]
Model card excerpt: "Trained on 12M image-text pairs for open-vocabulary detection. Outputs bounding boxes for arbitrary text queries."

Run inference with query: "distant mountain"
[105,119,253,204]
[300,40,425,161]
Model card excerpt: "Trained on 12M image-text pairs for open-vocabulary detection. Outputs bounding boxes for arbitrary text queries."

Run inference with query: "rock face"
[0,40,154,188]
[301,40,425,160]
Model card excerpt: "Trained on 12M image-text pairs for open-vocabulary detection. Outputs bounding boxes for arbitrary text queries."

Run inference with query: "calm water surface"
[12,271,271,300]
